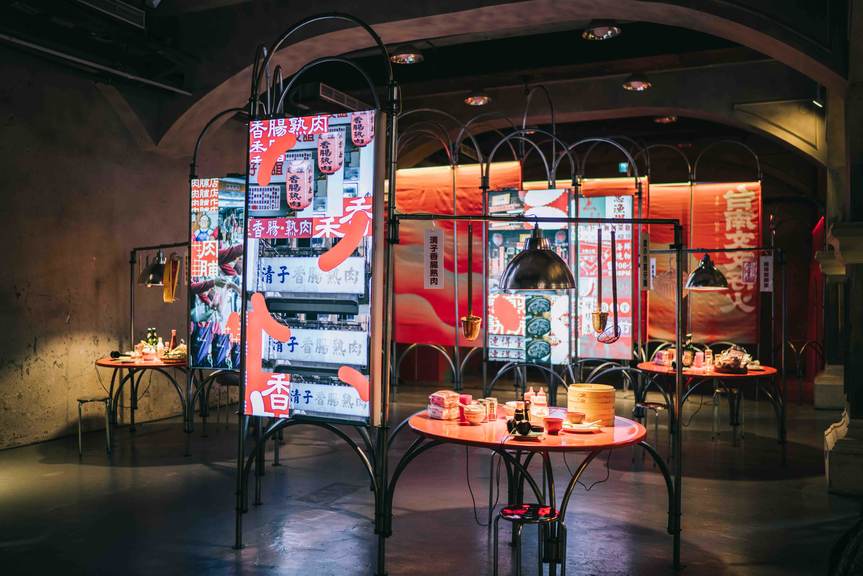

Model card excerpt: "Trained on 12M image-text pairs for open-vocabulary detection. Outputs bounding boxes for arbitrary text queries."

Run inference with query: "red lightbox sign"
[243,111,385,425]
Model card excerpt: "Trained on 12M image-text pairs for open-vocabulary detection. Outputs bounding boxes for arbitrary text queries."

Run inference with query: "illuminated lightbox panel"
[243,111,385,425]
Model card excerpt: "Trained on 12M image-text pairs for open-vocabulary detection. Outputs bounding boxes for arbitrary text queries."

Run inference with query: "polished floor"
[0,383,859,576]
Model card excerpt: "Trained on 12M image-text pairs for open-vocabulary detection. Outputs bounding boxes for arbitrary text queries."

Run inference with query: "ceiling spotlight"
[582,20,622,41]
[622,73,652,92]
[464,90,491,106]
[389,45,424,65]
[654,115,678,124]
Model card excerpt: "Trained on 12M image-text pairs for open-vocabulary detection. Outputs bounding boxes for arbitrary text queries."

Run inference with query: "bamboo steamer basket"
[567,383,616,426]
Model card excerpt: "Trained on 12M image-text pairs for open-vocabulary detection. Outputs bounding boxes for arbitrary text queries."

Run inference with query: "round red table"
[386,408,675,576]
[636,361,784,445]
[95,357,190,433]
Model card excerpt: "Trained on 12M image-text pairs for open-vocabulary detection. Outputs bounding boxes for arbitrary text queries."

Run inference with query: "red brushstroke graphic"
[318,211,370,272]
[246,292,293,393]
[338,365,370,402]
[493,295,521,333]
[256,133,298,187]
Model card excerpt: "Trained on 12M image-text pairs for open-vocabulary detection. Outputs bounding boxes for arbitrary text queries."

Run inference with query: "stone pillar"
[822,0,863,496]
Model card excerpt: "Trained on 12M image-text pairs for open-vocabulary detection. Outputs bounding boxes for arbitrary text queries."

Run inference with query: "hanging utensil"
[597,229,621,344]
[591,227,608,333]
[461,222,482,341]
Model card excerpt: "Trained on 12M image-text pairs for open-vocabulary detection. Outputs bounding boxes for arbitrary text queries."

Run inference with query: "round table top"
[636,361,777,379]
[408,408,646,452]
[96,357,187,369]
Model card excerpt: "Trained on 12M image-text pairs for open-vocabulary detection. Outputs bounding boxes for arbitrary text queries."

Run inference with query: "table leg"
[130,369,143,433]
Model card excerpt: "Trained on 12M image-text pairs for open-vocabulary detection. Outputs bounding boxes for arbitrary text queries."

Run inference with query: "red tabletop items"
[636,361,777,379]
[408,408,646,452]
[95,357,187,369]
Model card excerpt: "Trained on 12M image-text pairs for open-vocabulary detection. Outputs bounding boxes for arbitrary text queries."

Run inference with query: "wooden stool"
[77,396,112,456]
[493,503,559,575]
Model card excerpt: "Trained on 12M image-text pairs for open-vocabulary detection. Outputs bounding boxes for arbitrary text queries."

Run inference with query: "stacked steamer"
[567,384,616,426]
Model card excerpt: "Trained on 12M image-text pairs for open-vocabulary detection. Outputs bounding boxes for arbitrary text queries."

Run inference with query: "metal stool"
[635,401,670,465]
[712,383,744,444]
[77,396,111,455]
[493,503,559,575]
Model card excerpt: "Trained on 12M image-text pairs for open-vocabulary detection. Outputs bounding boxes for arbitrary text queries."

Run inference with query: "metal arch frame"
[273,56,382,115]
[240,417,378,502]
[692,139,763,183]
[236,16,401,574]
[632,143,693,184]
[392,107,488,391]
[562,136,646,371]
[486,128,577,189]
[520,85,557,165]
[576,135,647,179]
[457,111,520,163]
[185,105,247,440]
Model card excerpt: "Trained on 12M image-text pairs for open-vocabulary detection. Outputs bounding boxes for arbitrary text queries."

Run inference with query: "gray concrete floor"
[0,383,859,576]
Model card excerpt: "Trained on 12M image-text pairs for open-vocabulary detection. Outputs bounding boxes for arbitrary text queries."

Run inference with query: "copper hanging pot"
[460,222,482,341]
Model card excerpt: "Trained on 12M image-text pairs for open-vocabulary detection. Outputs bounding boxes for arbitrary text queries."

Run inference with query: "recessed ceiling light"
[654,115,678,124]
[622,73,652,92]
[464,90,491,106]
[582,20,622,41]
[389,45,424,65]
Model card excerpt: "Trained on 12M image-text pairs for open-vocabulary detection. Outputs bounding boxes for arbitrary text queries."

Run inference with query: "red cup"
[459,394,473,421]
[544,416,564,435]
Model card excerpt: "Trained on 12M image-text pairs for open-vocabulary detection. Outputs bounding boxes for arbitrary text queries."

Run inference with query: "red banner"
[394,162,521,346]
[647,182,762,344]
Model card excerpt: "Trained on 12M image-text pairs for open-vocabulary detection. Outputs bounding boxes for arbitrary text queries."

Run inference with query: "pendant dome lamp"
[499,223,575,291]
[685,253,728,291]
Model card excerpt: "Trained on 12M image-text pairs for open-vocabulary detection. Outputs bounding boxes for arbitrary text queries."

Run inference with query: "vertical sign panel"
[190,177,245,369]
[243,111,383,425]
[423,228,445,290]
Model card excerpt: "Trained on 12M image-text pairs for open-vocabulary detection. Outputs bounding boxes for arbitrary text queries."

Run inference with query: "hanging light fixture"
[389,45,424,65]
[581,20,622,41]
[622,73,652,92]
[499,223,575,291]
[143,250,167,287]
[685,254,728,291]
[464,90,491,106]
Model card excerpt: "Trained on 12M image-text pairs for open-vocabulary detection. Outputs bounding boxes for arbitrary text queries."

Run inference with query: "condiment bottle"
[532,387,549,423]
[156,337,165,357]
[168,329,177,351]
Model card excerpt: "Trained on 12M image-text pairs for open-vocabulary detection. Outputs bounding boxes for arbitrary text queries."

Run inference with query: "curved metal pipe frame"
[458,111,520,163]
[251,13,393,118]
[384,435,546,537]
[190,107,247,180]
[273,56,382,115]
[632,144,693,183]
[241,417,378,508]
[521,85,557,166]
[578,135,647,178]
[692,139,763,183]
[485,128,576,188]
[238,15,400,566]
[393,343,457,390]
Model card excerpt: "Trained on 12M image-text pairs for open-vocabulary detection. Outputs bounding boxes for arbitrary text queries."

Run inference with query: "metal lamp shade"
[685,254,728,291]
[499,226,575,291]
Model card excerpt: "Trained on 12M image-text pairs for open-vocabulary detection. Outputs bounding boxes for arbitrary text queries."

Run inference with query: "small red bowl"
[544,416,564,435]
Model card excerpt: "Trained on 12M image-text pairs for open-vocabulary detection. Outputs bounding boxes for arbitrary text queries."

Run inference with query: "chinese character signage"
[486,188,573,365]
[423,228,445,290]
[647,182,762,343]
[189,177,245,369]
[243,111,384,425]
[576,194,634,361]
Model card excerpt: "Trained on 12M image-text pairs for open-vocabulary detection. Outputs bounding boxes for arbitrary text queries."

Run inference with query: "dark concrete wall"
[0,47,245,449]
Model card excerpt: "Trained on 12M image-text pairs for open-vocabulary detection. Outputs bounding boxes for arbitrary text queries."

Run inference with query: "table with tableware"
[385,408,676,575]
[95,357,192,433]
[636,361,782,445]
